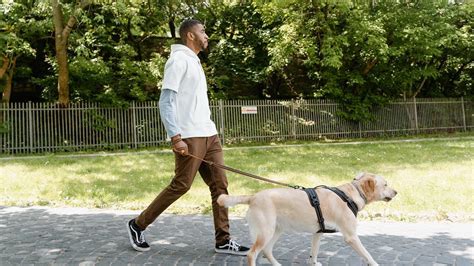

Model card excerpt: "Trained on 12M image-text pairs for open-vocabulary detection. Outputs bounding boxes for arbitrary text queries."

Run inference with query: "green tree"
[0,1,37,103]
[257,0,473,121]
[62,1,167,104]
[423,3,474,97]
[2,0,472,119]
[204,2,271,99]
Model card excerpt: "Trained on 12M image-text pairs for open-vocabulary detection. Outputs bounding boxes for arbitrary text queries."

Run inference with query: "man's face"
[190,24,208,51]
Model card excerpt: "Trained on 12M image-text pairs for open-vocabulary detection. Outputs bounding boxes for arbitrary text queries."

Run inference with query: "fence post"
[461,97,467,131]
[28,101,34,153]
[291,99,296,139]
[413,97,419,133]
[358,122,362,138]
[219,99,225,145]
[132,101,137,149]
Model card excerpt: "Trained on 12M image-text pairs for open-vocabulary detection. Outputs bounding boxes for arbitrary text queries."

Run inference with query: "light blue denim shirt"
[158,89,180,138]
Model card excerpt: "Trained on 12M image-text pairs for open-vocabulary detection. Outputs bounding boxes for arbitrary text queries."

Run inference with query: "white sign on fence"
[241,106,258,114]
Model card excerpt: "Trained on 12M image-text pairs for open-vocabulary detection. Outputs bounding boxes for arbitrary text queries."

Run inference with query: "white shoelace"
[227,239,241,251]
[139,231,146,243]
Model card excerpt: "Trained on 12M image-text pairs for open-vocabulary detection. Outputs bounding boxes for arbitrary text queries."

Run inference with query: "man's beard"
[199,40,208,51]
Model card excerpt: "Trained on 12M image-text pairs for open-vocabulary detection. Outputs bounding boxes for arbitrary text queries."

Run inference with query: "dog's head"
[354,173,397,203]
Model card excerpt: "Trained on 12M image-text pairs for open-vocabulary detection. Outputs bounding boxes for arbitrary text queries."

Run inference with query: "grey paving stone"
[398,253,415,262]
[456,257,474,266]
[436,255,456,264]
[347,256,365,266]
[328,257,346,265]
[0,206,472,265]
[414,255,436,263]
[377,261,396,266]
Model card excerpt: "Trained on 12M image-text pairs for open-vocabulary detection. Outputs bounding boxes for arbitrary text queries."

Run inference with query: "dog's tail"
[217,194,252,208]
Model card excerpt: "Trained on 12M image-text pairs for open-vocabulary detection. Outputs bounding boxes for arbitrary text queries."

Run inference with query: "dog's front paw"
[307,258,322,266]
[367,259,379,266]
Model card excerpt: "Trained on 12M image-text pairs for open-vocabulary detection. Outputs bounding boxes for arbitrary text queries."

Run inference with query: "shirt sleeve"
[159,89,180,138]
[161,57,187,93]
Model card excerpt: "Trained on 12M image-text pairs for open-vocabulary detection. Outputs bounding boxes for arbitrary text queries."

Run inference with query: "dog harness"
[303,186,359,233]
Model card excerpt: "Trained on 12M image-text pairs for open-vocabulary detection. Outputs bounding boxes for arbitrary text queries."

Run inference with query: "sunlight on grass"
[1,137,472,221]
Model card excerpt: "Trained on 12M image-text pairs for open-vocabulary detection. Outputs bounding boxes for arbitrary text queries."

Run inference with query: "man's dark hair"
[178,19,203,43]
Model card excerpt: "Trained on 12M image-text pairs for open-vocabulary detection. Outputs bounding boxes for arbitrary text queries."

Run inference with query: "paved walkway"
[0,206,472,265]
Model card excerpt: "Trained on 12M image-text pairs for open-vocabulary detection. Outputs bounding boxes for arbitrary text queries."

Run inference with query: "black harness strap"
[303,188,337,233]
[303,186,359,234]
[318,185,359,217]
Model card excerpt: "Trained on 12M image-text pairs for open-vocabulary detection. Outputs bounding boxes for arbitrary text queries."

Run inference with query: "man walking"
[126,19,249,256]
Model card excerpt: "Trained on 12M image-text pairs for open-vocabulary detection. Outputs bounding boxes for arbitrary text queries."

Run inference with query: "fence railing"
[0,98,472,154]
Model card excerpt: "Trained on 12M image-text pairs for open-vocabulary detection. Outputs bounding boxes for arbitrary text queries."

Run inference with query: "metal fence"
[0,98,472,154]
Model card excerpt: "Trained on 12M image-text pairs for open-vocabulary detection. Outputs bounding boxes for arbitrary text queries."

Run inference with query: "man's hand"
[171,134,188,156]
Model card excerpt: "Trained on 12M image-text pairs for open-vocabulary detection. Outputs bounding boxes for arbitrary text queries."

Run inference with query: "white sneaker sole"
[214,248,248,256]
[126,221,150,252]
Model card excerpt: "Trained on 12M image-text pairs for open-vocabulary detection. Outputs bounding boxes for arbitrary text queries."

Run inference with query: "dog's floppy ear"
[361,177,375,198]
[354,172,365,181]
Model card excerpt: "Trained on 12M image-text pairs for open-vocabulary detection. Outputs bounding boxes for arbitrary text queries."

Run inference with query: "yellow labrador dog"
[217,173,397,266]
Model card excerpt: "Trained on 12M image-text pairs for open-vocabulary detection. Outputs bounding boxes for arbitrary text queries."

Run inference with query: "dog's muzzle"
[384,190,398,201]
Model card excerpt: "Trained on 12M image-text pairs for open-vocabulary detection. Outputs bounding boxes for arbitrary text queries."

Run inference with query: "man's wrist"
[171,134,182,144]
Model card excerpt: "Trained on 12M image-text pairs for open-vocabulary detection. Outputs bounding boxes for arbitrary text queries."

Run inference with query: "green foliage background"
[1,0,473,120]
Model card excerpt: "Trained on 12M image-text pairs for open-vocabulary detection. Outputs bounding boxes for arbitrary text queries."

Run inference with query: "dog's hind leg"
[262,227,282,266]
[247,234,264,266]
[309,233,323,266]
[247,208,276,266]
[248,230,276,266]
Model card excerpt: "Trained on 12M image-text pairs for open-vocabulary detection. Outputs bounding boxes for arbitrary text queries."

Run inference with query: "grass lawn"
[1,136,473,222]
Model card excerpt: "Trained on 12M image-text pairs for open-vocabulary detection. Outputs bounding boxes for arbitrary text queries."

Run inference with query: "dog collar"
[351,181,368,204]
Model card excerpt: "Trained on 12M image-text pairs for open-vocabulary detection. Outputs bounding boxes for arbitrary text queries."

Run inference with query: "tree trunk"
[0,56,9,79]
[3,74,13,103]
[169,17,176,39]
[52,0,68,106]
[402,92,417,130]
[362,60,377,75]
[51,0,82,107]
[56,43,70,106]
[1,57,17,103]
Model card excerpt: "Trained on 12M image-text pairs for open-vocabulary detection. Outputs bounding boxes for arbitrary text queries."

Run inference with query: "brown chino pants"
[135,135,230,245]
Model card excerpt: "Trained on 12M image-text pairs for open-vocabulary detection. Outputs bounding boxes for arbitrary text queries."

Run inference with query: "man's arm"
[159,89,180,137]
[158,89,188,155]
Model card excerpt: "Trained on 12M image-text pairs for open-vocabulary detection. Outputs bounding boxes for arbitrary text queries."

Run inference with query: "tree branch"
[62,15,77,40]
[413,60,434,98]
[0,56,9,79]
[62,0,90,40]
[413,76,427,98]
[362,60,378,75]
[449,59,474,85]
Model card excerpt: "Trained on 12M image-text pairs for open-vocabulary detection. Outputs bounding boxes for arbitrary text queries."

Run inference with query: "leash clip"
[291,185,305,190]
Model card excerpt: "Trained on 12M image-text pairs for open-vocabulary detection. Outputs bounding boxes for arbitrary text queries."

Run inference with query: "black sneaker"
[215,239,250,256]
[126,219,150,252]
